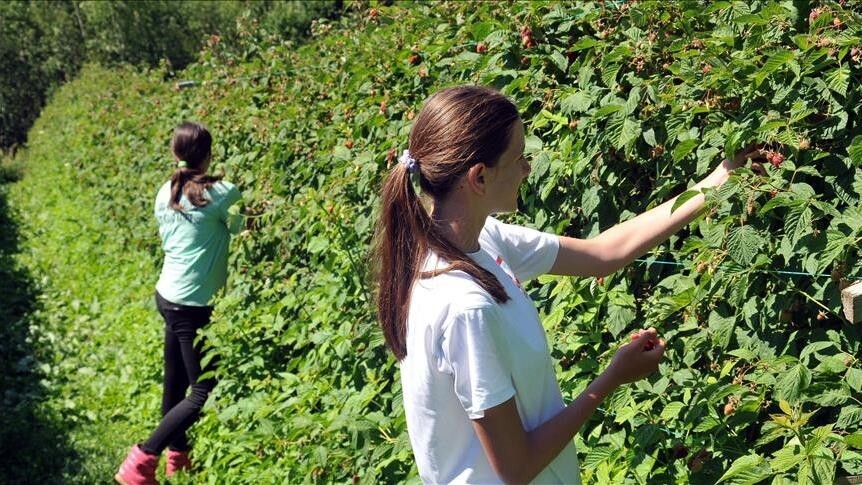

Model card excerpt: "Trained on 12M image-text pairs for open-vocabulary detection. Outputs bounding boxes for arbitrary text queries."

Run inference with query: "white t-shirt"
[401,217,581,484]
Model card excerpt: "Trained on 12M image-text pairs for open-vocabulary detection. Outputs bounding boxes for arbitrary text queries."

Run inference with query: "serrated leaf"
[809,447,835,485]
[614,118,641,149]
[814,388,851,406]
[606,298,635,337]
[673,139,699,162]
[660,401,685,420]
[560,91,592,114]
[784,205,813,245]
[849,135,862,166]
[826,65,850,96]
[717,454,772,484]
[770,443,805,473]
[760,194,803,214]
[593,104,623,118]
[729,348,758,361]
[582,446,617,469]
[775,364,811,402]
[693,415,721,432]
[727,225,764,266]
[846,432,862,450]
[643,127,657,147]
[572,37,602,51]
[708,311,735,349]
[753,49,794,87]
[847,367,862,392]
[671,189,702,214]
[799,341,833,365]
[837,406,862,429]
[550,51,568,72]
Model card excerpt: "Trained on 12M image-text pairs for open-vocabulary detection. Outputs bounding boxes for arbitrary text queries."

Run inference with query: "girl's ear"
[465,163,487,196]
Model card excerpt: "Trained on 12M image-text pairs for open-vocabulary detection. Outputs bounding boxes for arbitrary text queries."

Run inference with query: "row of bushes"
[4,1,862,483]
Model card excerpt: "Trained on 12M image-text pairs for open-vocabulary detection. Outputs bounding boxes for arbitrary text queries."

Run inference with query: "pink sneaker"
[114,445,159,485]
[166,449,192,477]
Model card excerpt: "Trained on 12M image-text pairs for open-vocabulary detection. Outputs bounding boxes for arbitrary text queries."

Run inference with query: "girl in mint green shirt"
[116,122,242,485]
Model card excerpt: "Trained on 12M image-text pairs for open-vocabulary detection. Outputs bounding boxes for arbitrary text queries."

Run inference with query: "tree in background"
[0,0,340,150]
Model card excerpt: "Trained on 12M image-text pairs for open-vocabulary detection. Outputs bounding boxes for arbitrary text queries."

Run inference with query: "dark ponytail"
[372,86,519,360]
[169,122,222,212]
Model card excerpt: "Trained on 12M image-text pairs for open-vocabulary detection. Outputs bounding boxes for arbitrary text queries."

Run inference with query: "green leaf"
[671,189,702,214]
[672,139,699,162]
[752,49,794,87]
[615,118,641,149]
[770,442,805,473]
[606,296,635,337]
[693,415,721,432]
[708,311,735,349]
[582,446,617,469]
[784,205,813,245]
[560,91,592,114]
[847,367,862,392]
[808,447,836,485]
[799,341,833,365]
[593,104,623,118]
[826,65,850,96]
[572,37,602,51]
[602,64,621,88]
[848,135,862,166]
[727,225,764,266]
[774,363,811,402]
[717,454,772,484]
[760,193,802,214]
[814,388,851,406]
[642,127,657,147]
[660,401,685,420]
[729,348,758,361]
[550,51,568,72]
[846,432,862,450]
[837,406,862,429]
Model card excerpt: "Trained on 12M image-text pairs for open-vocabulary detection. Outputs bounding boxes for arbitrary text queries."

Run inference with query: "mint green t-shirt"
[154,179,242,306]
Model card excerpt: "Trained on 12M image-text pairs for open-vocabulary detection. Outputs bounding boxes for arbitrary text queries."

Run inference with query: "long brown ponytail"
[373,86,521,360]
[169,122,222,211]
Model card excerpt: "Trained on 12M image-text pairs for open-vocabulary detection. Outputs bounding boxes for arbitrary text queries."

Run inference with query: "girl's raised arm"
[549,146,764,278]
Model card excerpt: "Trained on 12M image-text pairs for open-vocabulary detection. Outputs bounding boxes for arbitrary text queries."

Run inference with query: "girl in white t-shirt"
[372,86,763,484]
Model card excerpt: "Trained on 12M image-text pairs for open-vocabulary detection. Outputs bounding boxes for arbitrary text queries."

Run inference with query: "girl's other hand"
[606,328,665,385]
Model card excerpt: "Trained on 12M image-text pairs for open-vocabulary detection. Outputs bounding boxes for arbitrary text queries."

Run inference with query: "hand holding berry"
[605,328,665,386]
[709,143,767,185]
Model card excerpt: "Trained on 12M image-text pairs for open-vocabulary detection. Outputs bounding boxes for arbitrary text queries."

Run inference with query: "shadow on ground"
[0,166,81,484]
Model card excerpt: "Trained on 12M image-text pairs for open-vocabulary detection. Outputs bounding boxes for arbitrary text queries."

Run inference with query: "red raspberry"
[769,152,784,168]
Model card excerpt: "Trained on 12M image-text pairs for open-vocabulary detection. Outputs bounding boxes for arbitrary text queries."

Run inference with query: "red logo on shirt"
[495,255,522,289]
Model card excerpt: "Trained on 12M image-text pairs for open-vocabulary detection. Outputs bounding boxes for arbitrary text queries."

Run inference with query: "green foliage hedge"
[6,1,862,483]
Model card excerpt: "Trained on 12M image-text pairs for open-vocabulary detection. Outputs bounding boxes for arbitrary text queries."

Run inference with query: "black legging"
[141,292,217,454]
